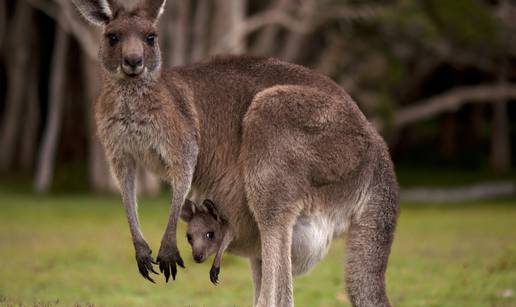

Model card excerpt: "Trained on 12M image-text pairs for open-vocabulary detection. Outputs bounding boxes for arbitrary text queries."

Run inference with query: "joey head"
[181,199,233,284]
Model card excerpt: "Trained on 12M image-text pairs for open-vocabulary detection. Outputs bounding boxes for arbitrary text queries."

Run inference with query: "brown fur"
[73,0,399,306]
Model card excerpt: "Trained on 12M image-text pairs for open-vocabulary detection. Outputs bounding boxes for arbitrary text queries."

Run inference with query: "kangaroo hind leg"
[345,163,399,307]
[244,167,301,307]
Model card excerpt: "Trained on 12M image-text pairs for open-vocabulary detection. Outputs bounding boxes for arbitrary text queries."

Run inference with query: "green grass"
[0,192,515,307]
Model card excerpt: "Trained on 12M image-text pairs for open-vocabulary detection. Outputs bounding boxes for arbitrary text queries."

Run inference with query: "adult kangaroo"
[73,0,399,306]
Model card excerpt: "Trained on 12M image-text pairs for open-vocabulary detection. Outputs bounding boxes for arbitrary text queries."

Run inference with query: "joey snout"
[192,250,208,263]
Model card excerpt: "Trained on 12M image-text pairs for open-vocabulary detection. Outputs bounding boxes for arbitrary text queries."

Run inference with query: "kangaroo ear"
[202,199,221,223]
[142,0,167,21]
[72,0,117,26]
[180,199,196,223]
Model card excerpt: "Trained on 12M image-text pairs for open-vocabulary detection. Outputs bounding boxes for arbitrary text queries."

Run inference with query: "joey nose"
[193,254,203,263]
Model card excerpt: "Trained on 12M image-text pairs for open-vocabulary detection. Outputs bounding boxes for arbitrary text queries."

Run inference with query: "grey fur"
[74,0,399,305]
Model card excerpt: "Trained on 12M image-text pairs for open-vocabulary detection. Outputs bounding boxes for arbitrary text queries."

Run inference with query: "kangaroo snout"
[122,55,144,76]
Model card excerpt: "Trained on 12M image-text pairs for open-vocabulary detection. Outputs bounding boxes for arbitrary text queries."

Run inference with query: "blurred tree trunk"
[489,61,511,174]
[0,0,5,51]
[280,32,305,62]
[439,113,458,160]
[19,47,41,172]
[464,104,485,152]
[169,0,190,66]
[252,0,291,55]
[0,1,33,171]
[489,101,511,173]
[279,0,317,63]
[82,54,119,193]
[212,0,247,54]
[191,0,210,62]
[489,7,512,174]
[90,136,119,193]
[314,32,345,76]
[34,27,69,193]
[278,0,315,62]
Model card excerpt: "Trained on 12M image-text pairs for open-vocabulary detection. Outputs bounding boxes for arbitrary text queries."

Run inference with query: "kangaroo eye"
[186,234,192,243]
[206,232,215,240]
[106,33,119,46]
[145,33,157,46]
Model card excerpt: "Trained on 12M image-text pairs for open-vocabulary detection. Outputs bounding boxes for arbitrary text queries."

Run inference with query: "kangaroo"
[73,0,399,306]
[180,199,233,285]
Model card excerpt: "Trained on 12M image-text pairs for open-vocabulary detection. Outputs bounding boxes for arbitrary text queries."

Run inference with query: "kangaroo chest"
[100,97,168,177]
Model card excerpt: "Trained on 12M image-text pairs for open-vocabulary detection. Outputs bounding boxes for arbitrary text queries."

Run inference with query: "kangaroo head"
[181,199,224,264]
[72,0,166,79]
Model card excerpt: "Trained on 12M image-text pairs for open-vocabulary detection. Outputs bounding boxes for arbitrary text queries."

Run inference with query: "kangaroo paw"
[210,266,220,285]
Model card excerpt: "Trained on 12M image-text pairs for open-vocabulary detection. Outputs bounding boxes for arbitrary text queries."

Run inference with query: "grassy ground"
[0,191,515,307]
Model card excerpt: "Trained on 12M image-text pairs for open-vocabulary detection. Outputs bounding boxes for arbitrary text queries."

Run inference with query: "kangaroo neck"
[104,70,161,92]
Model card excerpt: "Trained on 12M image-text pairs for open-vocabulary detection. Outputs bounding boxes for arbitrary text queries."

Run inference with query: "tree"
[34,26,69,193]
[0,1,34,171]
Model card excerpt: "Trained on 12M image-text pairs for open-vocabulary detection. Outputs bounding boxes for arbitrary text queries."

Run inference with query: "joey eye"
[206,232,215,240]
[106,33,119,46]
[145,33,157,46]
[186,234,192,243]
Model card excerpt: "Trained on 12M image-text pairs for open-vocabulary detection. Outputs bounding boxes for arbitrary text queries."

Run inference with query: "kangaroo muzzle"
[122,36,144,77]
[122,55,144,76]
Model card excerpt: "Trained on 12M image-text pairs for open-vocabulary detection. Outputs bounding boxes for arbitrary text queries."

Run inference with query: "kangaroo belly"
[291,215,335,276]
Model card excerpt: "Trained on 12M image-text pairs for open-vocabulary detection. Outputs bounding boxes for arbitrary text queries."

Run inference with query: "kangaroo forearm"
[121,179,141,241]
[123,195,145,244]
[110,155,145,244]
[213,249,223,268]
[162,181,191,244]
[210,230,233,284]
[213,230,233,268]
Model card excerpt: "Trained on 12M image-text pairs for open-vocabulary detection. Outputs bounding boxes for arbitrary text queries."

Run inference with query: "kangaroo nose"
[124,56,143,69]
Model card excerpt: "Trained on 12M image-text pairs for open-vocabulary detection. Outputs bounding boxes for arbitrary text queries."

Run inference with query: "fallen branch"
[401,181,515,202]
[372,84,516,130]
[312,6,386,28]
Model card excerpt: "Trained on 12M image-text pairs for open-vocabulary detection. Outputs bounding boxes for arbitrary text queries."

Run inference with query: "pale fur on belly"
[291,214,344,276]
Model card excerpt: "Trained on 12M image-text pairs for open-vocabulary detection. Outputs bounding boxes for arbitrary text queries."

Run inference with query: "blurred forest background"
[0,0,515,194]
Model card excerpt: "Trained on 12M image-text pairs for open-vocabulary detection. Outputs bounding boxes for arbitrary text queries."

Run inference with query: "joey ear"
[72,0,117,26]
[202,199,221,223]
[142,0,167,21]
[180,199,196,223]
